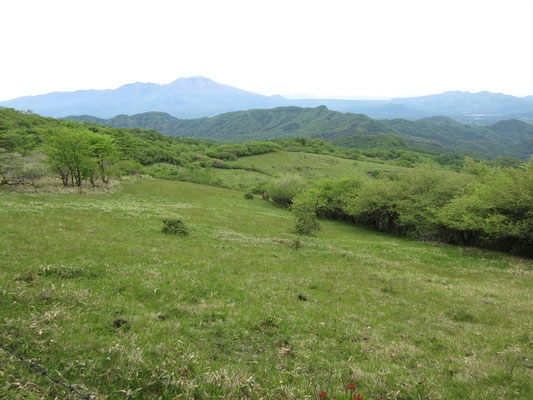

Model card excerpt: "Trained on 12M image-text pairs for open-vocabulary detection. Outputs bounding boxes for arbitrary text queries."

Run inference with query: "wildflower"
[354,394,363,400]
[319,391,327,398]
[347,382,357,391]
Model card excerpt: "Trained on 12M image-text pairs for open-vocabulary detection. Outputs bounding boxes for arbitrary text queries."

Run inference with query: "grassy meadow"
[1,178,532,399]
[147,151,417,192]
[227,151,407,179]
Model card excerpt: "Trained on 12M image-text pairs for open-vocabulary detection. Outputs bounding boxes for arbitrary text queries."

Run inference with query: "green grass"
[227,151,408,180]
[1,179,532,399]
[147,151,459,193]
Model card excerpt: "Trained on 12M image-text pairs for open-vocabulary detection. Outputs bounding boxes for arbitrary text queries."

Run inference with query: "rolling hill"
[66,106,533,160]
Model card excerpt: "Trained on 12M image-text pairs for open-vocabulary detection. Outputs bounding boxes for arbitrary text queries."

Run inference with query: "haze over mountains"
[3,76,533,123]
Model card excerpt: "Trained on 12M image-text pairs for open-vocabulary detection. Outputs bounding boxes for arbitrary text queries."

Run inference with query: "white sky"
[1,0,533,101]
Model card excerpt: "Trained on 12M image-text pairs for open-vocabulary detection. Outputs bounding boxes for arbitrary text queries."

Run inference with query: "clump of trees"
[44,127,120,187]
[285,159,533,256]
[437,159,533,254]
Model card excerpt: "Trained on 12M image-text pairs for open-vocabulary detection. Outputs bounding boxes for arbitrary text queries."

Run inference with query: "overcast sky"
[1,0,533,101]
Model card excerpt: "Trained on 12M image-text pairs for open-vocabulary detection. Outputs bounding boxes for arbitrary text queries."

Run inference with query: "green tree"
[44,127,94,187]
[88,133,117,184]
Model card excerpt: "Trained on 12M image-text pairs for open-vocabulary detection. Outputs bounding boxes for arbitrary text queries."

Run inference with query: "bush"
[292,192,320,235]
[267,175,306,208]
[110,159,144,177]
[162,218,189,236]
[437,163,533,254]
[244,192,254,200]
[308,178,361,220]
[251,181,270,200]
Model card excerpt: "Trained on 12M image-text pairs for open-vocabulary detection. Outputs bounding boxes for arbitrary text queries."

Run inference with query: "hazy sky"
[2,0,533,100]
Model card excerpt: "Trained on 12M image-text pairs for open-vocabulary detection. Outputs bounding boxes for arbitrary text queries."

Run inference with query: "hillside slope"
[1,178,532,399]
[66,107,533,159]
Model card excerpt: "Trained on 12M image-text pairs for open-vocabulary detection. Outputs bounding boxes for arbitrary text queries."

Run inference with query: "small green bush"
[293,207,320,235]
[162,218,189,236]
[292,194,320,235]
[267,175,306,208]
[244,192,254,200]
[251,181,270,199]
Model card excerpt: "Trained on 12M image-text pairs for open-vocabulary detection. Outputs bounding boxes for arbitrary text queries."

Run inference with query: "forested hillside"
[3,107,460,190]
[67,106,533,159]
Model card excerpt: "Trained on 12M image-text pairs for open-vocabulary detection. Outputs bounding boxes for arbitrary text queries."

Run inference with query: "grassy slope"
[146,151,415,192]
[227,151,407,179]
[1,179,532,399]
[220,151,426,192]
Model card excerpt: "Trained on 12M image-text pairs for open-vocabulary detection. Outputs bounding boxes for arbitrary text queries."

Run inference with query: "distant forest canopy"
[2,76,533,123]
[66,106,533,160]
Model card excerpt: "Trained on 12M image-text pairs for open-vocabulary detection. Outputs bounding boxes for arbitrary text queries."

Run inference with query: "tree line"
[263,158,533,257]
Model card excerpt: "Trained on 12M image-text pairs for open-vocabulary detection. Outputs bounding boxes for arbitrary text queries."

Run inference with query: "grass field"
[1,178,532,399]
[227,151,409,180]
[147,151,421,192]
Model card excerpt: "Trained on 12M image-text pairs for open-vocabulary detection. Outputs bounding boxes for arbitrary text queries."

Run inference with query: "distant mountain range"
[66,106,533,160]
[3,76,533,123]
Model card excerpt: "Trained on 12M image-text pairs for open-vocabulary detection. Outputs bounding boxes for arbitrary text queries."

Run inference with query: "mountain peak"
[168,76,217,86]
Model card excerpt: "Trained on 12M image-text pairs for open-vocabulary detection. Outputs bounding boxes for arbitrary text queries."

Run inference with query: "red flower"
[354,394,363,400]
[347,382,357,391]
[319,391,327,398]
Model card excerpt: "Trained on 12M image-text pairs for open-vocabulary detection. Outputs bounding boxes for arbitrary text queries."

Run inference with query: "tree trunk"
[75,170,82,187]
[61,172,69,187]
[99,162,108,184]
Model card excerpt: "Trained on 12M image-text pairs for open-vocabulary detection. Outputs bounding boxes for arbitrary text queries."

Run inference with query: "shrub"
[162,218,189,236]
[267,175,306,208]
[244,192,254,200]
[367,169,384,179]
[0,150,25,185]
[292,192,320,235]
[110,159,144,177]
[309,178,361,220]
[251,181,270,200]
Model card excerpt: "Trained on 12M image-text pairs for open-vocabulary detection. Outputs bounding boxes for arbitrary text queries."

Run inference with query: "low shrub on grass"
[292,194,320,235]
[267,174,306,208]
[162,218,189,236]
[244,192,254,200]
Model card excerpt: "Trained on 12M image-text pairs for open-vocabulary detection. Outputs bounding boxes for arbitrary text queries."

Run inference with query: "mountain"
[65,106,533,160]
[290,91,533,123]
[0,77,288,119]
[3,77,533,123]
